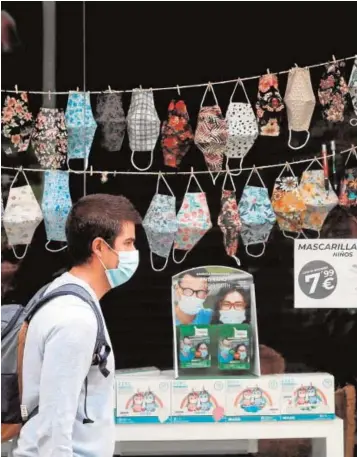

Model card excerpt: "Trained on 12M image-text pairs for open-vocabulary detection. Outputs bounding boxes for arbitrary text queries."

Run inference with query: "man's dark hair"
[66,194,141,266]
[176,267,209,282]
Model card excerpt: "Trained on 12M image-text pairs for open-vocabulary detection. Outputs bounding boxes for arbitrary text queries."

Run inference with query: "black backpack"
[1,283,111,442]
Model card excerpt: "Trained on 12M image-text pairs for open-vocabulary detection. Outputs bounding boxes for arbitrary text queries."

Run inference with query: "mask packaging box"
[225,376,281,422]
[280,373,335,420]
[115,376,171,424]
[218,324,251,371]
[171,379,226,423]
[115,367,160,377]
[179,325,211,369]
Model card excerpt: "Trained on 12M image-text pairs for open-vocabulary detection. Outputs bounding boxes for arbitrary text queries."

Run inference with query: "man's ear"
[92,237,105,258]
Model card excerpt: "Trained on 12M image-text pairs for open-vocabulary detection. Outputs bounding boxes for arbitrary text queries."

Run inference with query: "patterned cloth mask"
[339,148,357,207]
[194,83,228,175]
[348,57,357,127]
[318,60,349,123]
[142,173,178,271]
[32,108,68,169]
[299,162,339,235]
[238,167,276,257]
[1,92,33,155]
[256,73,285,137]
[41,170,72,252]
[65,91,97,170]
[271,162,306,239]
[217,169,242,265]
[127,89,160,171]
[284,67,316,150]
[173,171,212,264]
[95,92,126,151]
[161,99,194,168]
[225,79,258,173]
[3,169,43,259]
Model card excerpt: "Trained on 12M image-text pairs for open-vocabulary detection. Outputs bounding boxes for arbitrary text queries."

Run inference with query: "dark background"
[2,2,357,390]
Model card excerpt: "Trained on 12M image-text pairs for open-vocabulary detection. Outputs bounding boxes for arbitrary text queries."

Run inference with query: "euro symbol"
[322,278,334,290]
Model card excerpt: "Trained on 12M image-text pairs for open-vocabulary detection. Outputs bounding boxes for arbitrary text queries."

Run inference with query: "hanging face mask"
[127,89,160,171]
[32,108,68,169]
[194,83,228,175]
[161,99,194,168]
[348,58,357,127]
[98,241,139,288]
[219,309,246,324]
[142,172,178,271]
[3,169,43,259]
[299,160,339,236]
[41,170,72,252]
[238,167,276,257]
[284,67,316,150]
[318,60,349,123]
[65,91,97,171]
[256,73,285,137]
[225,79,258,173]
[95,92,126,152]
[217,169,242,266]
[271,162,306,239]
[339,147,357,207]
[173,170,212,264]
[1,92,33,156]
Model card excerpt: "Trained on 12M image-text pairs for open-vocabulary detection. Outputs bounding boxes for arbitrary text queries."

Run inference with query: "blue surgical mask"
[99,242,139,288]
[219,309,246,324]
[200,350,208,358]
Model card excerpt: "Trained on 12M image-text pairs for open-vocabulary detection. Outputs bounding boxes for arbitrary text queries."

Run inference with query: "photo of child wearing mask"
[212,286,249,324]
[174,269,212,325]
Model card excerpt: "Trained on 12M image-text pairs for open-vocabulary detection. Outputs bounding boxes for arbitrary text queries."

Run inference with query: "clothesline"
[1,55,356,95]
[1,146,354,176]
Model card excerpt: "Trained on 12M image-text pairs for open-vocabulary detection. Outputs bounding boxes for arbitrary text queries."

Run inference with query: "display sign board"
[294,239,357,309]
[172,266,260,379]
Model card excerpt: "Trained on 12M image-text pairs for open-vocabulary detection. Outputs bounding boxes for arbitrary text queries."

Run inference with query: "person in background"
[212,285,249,324]
[174,269,212,325]
[10,194,141,457]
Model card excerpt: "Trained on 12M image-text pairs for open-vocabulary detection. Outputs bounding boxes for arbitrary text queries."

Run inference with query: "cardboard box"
[115,367,160,377]
[280,373,335,420]
[225,375,281,422]
[171,379,226,423]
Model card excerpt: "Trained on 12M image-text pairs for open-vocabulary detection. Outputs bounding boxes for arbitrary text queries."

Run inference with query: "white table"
[115,418,344,457]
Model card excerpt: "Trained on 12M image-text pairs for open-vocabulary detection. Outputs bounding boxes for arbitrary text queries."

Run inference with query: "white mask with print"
[219,309,246,324]
[178,295,205,316]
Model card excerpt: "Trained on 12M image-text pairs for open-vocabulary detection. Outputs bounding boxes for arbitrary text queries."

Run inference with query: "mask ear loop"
[245,165,266,188]
[345,145,357,166]
[231,255,241,266]
[288,129,311,150]
[245,243,266,258]
[304,156,323,172]
[150,252,170,272]
[45,240,68,253]
[156,171,175,196]
[222,165,236,192]
[67,157,88,174]
[130,150,154,171]
[200,82,219,108]
[230,156,245,177]
[11,245,29,260]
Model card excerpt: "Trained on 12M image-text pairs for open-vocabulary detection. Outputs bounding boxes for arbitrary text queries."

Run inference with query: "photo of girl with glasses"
[212,285,250,324]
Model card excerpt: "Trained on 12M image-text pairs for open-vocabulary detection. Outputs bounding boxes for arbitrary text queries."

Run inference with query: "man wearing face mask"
[11,194,141,457]
[174,270,212,325]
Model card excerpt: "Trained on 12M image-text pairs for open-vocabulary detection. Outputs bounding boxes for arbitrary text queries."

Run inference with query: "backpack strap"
[24,283,111,378]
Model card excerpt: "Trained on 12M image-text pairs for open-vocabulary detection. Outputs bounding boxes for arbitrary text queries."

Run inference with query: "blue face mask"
[183,344,191,353]
[200,350,208,358]
[100,242,139,288]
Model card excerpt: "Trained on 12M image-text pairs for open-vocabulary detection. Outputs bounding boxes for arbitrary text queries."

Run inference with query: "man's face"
[176,274,208,302]
[99,221,136,270]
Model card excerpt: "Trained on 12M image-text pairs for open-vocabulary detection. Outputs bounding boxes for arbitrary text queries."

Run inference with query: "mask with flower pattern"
[142,173,178,271]
[256,73,285,137]
[348,58,357,127]
[318,60,349,123]
[1,92,33,156]
[217,169,242,265]
[173,170,212,264]
[299,159,339,236]
[271,162,306,239]
[238,167,276,257]
[339,147,357,207]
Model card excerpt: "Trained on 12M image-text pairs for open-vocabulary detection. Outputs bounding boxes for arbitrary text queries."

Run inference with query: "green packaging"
[218,324,251,371]
[179,325,211,369]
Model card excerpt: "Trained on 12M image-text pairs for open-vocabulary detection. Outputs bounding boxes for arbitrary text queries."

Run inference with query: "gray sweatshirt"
[10,272,115,457]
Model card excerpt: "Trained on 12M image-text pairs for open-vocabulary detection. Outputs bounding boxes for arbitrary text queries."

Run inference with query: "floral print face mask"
[299,162,339,235]
[348,58,357,127]
[32,108,68,169]
[161,99,194,168]
[3,170,43,260]
[95,92,126,152]
[194,84,228,174]
[142,173,178,271]
[318,60,349,123]
[256,73,285,137]
[339,148,357,207]
[238,167,276,257]
[173,171,212,264]
[217,170,241,265]
[271,162,306,239]
[1,92,33,155]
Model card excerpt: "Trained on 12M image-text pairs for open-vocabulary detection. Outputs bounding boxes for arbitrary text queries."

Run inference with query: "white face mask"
[178,295,205,316]
[219,309,246,324]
